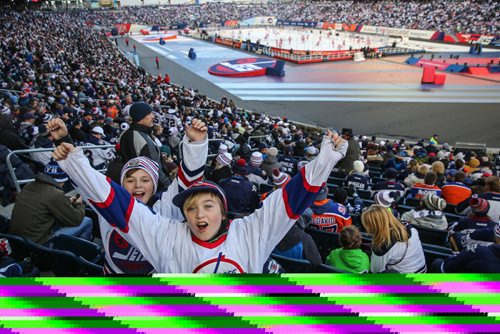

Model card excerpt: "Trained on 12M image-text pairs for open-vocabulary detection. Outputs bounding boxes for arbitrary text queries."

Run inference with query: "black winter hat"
[130,102,152,123]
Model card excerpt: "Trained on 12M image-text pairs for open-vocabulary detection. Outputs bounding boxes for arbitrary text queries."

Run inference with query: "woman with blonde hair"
[362,205,426,273]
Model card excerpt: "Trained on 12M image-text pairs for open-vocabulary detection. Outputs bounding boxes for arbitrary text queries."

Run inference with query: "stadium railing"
[6,145,115,193]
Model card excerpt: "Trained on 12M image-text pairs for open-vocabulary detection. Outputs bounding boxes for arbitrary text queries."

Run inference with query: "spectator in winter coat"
[345,160,369,190]
[441,170,471,206]
[401,193,448,230]
[261,147,282,177]
[219,158,260,214]
[309,186,352,233]
[404,164,428,187]
[0,109,28,150]
[273,223,322,267]
[362,205,427,273]
[432,224,500,273]
[9,161,92,244]
[326,225,370,273]
[409,172,441,199]
[120,102,170,190]
[246,151,268,189]
[371,168,406,198]
[336,128,361,175]
[206,152,232,184]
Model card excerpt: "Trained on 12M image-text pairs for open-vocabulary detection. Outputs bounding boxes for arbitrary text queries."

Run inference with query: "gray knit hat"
[423,193,446,211]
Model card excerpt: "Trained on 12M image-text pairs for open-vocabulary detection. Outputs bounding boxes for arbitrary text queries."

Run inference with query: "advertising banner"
[276,20,321,28]
[359,25,435,39]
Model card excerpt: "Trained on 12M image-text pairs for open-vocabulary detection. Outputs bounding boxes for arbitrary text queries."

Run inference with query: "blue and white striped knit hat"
[120,157,159,193]
[44,160,68,183]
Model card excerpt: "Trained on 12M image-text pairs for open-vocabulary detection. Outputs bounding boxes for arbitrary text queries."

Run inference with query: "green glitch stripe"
[116,316,375,328]
[0,282,132,331]
[2,294,498,309]
[0,316,498,329]
[1,274,497,286]
[366,315,500,325]
[241,315,500,327]
[101,276,261,330]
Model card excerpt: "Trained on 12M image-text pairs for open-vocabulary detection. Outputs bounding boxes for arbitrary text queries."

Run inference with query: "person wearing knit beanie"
[467,158,480,170]
[353,160,364,173]
[401,193,448,230]
[120,156,160,202]
[232,158,248,176]
[216,152,232,167]
[422,193,447,211]
[470,197,490,216]
[374,191,397,208]
[250,152,263,167]
[129,102,153,125]
[267,147,278,157]
[218,143,228,154]
[272,169,291,188]
[207,153,233,184]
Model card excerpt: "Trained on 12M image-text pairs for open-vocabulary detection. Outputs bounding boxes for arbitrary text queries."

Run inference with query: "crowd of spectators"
[0,7,499,276]
[70,0,499,35]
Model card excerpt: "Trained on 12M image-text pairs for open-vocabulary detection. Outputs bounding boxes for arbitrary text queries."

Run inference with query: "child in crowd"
[326,225,370,273]
[52,130,348,273]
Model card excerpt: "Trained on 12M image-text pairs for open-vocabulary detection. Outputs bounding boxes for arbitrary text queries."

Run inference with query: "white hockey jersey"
[98,135,208,274]
[59,136,347,273]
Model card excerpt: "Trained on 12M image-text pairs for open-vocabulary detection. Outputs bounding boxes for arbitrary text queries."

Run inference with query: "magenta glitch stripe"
[7,329,266,334]
[2,304,496,317]
[433,281,500,293]
[2,283,499,297]
[266,324,500,334]
[4,330,126,334]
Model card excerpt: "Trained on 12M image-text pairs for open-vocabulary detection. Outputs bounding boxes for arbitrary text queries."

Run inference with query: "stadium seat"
[316,263,349,273]
[27,241,86,276]
[356,189,372,200]
[423,247,453,268]
[0,233,32,262]
[304,227,341,262]
[371,177,385,184]
[78,256,104,276]
[270,253,314,273]
[351,214,366,232]
[368,170,382,178]
[51,234,103,263]
[0,215,10,234]
[411,225,448,247]
[405,197,421,207]
[328,177,345,187]
[330,171,347,178]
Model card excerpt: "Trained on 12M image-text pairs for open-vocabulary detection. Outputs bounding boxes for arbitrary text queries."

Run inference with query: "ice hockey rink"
[126,30,500,145]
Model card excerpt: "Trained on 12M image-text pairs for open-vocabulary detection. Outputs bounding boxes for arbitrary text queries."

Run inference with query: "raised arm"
[52,142,177,271]
[234,131,348,263]
[154,119,208,219]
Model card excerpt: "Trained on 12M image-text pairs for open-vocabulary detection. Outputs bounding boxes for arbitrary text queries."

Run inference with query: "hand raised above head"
[52,142,76,161]
[47,118,69,140]
[185,118,208,142]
